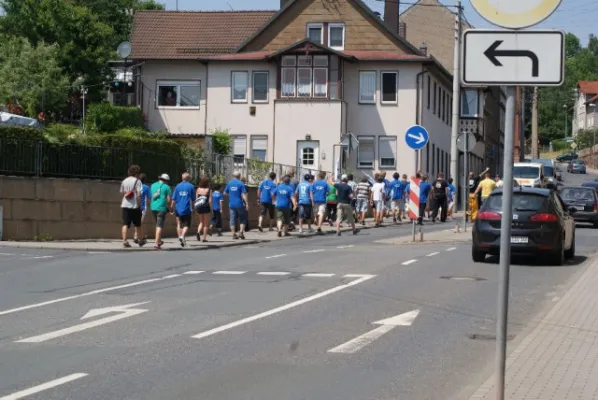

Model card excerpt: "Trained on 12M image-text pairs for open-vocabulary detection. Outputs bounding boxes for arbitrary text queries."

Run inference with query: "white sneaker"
[308,228,314,233]
[299,228,304,234]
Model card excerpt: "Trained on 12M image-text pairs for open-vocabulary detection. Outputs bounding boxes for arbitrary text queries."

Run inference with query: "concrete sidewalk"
[469,257,598,400]
[375,220,472,245]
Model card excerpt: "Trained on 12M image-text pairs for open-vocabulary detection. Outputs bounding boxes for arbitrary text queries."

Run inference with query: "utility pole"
[514,87,521,161]
[520,88,526,160]
[449,1,462,201]
[531,87,539,159]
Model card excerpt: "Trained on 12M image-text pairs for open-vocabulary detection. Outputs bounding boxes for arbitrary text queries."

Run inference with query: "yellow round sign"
[470,0,562,29]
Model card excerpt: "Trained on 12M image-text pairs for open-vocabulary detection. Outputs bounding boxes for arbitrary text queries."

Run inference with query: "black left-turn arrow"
[484,40,539,77]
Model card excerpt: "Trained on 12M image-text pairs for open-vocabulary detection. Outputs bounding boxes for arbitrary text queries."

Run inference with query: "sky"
[160,0,596,45]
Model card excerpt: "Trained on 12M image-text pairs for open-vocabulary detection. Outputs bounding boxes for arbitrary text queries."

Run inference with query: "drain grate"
[468,333,515,341]
[440,276,486,281]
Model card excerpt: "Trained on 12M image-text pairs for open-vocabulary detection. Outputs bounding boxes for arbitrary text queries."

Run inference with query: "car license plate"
[511,236,529,244]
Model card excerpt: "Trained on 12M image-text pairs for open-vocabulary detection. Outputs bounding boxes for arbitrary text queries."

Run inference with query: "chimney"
[419,42,427,56]
[398,22,407,38]
[384,0,399,35]
[280,0,293,9]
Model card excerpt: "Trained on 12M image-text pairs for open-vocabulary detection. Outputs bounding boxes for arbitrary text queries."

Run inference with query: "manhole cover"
[468,333,515,341]
[440,276,486,281]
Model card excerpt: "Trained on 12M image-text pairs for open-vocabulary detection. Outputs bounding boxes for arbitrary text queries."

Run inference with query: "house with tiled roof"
[573,81,598,137]
[130,0,455,176]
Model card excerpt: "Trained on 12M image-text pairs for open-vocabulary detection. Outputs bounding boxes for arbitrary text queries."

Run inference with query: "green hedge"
[0,126,46,141]
[85,103,145,134]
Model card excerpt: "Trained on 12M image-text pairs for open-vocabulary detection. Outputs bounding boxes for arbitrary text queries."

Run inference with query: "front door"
[297,141,320,175]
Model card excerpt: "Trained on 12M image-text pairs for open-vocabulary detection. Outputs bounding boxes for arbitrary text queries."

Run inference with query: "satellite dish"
[117,41,132,59]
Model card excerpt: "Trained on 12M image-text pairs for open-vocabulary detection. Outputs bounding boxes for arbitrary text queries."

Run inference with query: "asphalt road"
[1,169,596,400]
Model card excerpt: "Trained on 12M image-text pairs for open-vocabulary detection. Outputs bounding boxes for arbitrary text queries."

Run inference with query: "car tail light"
[594,204,598,212]
[530,213,559,222]
[477,211,501,221]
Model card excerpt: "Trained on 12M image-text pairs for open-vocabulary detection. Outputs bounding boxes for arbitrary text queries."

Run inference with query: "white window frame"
[378,136,397,168]
[359,71,376,104]
[231,71,249,103]
[461,88,480,118]
[252,71,269,103]
[156,80,201,109]
[250,135,268,161]
[231,135,247,165]
[328,23,345,50]
[357,135,375,168]
[380,71,398,105]
[306,23,324,44]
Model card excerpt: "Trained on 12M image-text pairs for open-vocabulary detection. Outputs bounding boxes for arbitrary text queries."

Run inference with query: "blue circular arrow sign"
[404,125,429,150]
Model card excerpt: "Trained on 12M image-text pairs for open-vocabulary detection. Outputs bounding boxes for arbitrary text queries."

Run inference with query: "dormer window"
[328,23,345,50]
[307,23,323,44]
[305,23,345,50]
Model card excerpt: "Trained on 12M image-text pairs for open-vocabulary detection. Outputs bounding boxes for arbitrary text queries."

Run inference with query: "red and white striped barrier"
[408,177,421,220]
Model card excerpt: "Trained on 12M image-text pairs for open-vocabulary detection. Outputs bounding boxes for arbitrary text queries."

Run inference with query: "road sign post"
[466,2,564,400]
[405,125,429,242]
[408,177,421,242]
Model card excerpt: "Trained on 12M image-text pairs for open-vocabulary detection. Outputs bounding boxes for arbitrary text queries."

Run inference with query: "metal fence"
[0,140,331,186]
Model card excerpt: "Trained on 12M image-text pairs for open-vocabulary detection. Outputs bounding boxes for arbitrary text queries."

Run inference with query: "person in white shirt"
[119,164,146,248]
[495,175,504,188]
[372,175,386,227]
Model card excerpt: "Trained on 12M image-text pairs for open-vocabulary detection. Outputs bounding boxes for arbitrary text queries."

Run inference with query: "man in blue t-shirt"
[273,176,297,237]
[447,177,456,219]
[171,172,196,247]
[224,171,248,239]
[311,172,330,234]
[134,173,151,244]
[257,172,276,233]
[418,175,432,225]
[389,172,404,223]
[296,174,314,234]
[210,184,224,236]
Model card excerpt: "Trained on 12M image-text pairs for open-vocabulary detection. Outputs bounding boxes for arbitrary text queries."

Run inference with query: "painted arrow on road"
[15,302,150,343]
[327,310,420,354]
[484,40,539,77]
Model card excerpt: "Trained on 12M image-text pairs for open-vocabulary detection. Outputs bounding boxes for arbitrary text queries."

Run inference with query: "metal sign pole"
[462,132,468,232]
[495,86,516,400]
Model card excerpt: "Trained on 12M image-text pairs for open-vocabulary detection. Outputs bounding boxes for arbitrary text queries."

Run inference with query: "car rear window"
[513,166,541,179]
[544,166,554,176]
[582,183,598,189]
[560,188,594,201]
[484,193,548,212]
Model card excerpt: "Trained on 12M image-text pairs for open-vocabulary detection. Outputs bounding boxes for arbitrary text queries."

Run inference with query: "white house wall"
[140,61,207,135]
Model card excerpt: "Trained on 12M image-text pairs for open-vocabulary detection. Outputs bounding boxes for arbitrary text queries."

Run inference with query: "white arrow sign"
[327,310,420,354]
[407,133,426,145]
[15,302,150,343]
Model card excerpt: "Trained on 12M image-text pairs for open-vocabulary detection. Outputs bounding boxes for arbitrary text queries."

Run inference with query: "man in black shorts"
[119,164,146,248]
[258,172,276,232]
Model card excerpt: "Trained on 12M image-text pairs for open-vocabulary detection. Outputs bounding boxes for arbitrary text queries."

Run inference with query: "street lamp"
[563,104,568,139]
[117,41,132,106]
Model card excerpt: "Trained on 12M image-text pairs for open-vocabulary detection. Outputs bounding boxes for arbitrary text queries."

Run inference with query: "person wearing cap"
[150,173,172,249]
[295,174,314,234]
[224,171,248,239]
[330,174,358,236]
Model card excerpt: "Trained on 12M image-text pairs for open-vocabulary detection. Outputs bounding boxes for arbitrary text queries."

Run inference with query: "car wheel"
[472,248,486,263]
[550,243,565,266]
[565,232,575,259]
[593,220,598,229]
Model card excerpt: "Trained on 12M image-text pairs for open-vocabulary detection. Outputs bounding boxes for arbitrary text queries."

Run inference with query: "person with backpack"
[150,173,172,250]
[120,164,146,248]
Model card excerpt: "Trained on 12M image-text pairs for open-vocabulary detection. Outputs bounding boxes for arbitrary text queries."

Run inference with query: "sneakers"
[361,221,366,226]
[337,232,341,236]
[239,232,245,240]
[133,238,139,244]
[258,226,263,233]
[277,231,282,238]
[353,229,359,235]
[138,238,147,247]
[196,233,201,241]
[308,228,315,233]
[233,234,239,240]
[298,228,303,234]
[317,228,323,235]
[123,241,131,248]
[179,237,186,247]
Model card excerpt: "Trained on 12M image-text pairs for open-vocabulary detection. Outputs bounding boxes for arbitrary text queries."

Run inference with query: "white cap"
[159,173,170,181]
[341,174,348,180]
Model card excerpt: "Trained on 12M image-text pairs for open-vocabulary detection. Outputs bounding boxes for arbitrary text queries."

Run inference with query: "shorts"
[356,198,369,213]
[260,203,275,219]
[298,204,313,220]
[122,208,142,228]
[211,210,222,228]
[176,213,192,228]
[314,202,327,217]
[229,207,247,227]
[276,208,291,225]
[152,210,167,229]
[448,201,455,213]
[385,199,392,210]
[337,203,355,224]
[374,200,385,213]
[391,199,405,211]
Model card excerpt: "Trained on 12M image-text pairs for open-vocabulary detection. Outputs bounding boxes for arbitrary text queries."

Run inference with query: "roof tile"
[131,10,276,59]
[578,81,598,95]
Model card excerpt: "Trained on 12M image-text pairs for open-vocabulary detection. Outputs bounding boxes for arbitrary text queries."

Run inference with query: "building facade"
[573,81,598,136]
[130,0,454,178]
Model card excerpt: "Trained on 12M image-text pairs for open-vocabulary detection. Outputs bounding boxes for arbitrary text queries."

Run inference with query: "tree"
[565,33,581,59]
[0,36,70,118]
[589,34,598,57]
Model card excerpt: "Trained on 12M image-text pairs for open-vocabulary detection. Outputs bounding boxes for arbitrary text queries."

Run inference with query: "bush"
[0,126,46,142]
[0,126,45,174]
[85,103,144,134]
[44,123,81,143]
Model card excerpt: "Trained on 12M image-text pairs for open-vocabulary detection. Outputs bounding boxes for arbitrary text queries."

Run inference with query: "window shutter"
[379,137,396,167]
[252,137,267,151]
[358,137,375,167]
[233,136,246,156]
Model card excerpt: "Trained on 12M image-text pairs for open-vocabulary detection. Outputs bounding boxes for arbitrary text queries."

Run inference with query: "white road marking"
[192,274,376,340]
[257,272,291,276]
[302,273,335,278]
[87,252,108,254]
[183,271,204,275]
[426,252,440,257]
[446,247,456,251]
[0,277,165,317]
[265,254,286,259]
[15,302,150,343]
[304,249,325,253]
[402,259,417,266]
[213,271,247,275]
[0,252,16,256]
[28,256,53,259]
[328,310,420,354]
[337,245,355,249]
[162,274,181,279]
[0,373,88,400]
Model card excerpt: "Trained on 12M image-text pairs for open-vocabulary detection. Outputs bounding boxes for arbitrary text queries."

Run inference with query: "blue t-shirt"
[140,184,150,212]
[420,182,432,204]
[390,179,404,200]
[274,184,294,209]
[311,180,329,203]
[258,179,275,204]
[172,181,196,216]
[212,191,223,211]
[383,178,391,196]
[296,181,312,205]
[448,184,456,201]
[224,179,247,209]
[404,183,410,196]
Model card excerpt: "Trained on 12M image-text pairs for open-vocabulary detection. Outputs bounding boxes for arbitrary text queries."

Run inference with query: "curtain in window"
[313,68,327,97]
[281,68,296,97]
[359,72,376,103]
[297,68,312,97]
